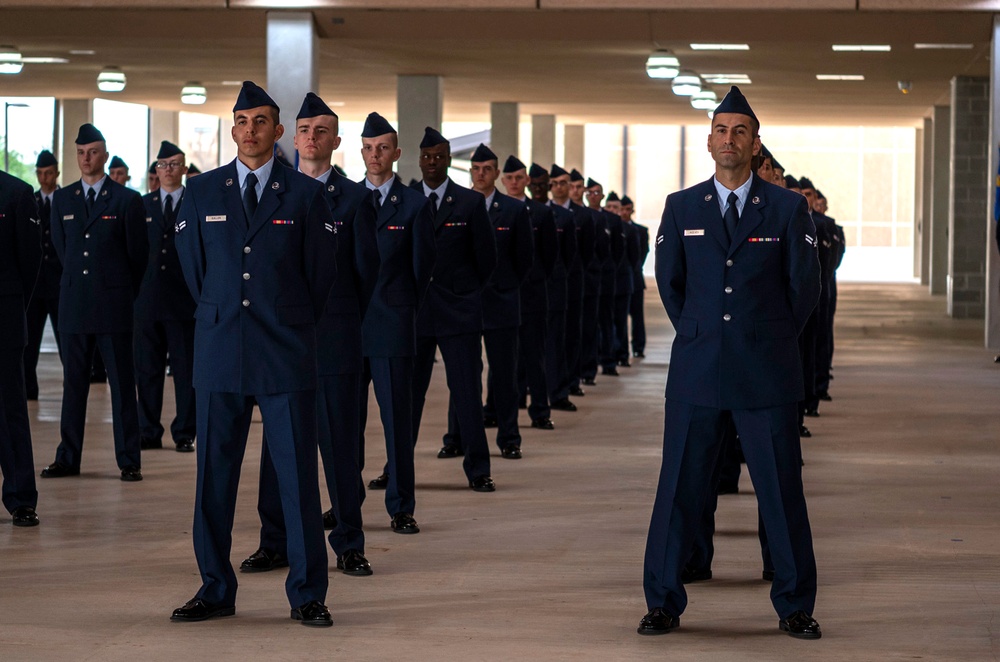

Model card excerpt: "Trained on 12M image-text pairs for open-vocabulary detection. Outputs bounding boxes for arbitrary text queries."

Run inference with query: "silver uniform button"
[83,251,89,257]
[242,299,250,307]
[724,286,732,294]
[161,249,167,254]
[726,259,733,267]
[243,273,250,280]
[85,232,90,239]
[160,265,166,271]
[723,314,731,321]
[82,269,89,275]
[244,246,251,254]
[163,234,168,239]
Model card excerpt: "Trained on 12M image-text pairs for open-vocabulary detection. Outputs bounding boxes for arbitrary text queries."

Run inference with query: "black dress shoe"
[291,600,333,627]
[518,400,527,409]
[550,398,577,412]
[322,508,337,531]
[637,607,679,635]
[40,462,79,478]
[633,351,645,358]
[390,512,419,534]
[90,373,107,384]
[26,391,38,401]
[140,436,162,450]
[531,418,554,430]
[120,466,143,482]
[483,416,498,428]
[437,444,461,459]
[799,425,812,438]
[368,473,388,490]
[11,506,39,527]
[817,392,832,402]
[681,567,712,584]
[500,445,522,460]
[170,598,235,622]
[762,569,775,582]
[804,408,819,418]
[569,386,585,397]
[469,475,496,492]
[717,483,739,495]
[174,438,194,453]
[779,611,822,639]
[583,378,596,386]
[601,366,619,376]
[336,549,373,576]
[240,547,289,573]
[618,359,631,368]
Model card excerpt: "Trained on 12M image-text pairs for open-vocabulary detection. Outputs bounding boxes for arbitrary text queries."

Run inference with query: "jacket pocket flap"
[675,316,698,338]
[277,303,314,326]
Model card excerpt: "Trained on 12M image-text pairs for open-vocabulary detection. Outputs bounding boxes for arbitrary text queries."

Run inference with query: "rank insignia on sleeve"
[175,220,187,233]
[324,222,334,233]
[805,234,816,246]
[656,234,664,245]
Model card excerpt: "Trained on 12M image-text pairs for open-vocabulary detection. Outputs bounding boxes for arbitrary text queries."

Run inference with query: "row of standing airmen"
[0,81,650,626]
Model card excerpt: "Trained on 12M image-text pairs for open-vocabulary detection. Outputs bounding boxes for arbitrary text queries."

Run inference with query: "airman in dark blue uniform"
[571,169,611,389]
[616,195,640,367]
[585,179,626,378]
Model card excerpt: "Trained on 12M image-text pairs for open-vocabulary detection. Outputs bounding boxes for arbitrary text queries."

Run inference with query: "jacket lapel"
[728,174,766,256]
[695,178,729,251]
[84,181,112,230]
[433,180,454,231]
[375,178,401,230]
[247,162,285,240]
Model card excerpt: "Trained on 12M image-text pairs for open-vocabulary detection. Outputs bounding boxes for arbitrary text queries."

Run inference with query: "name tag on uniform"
[63,215,74,220]
[206,215,227,223]
[684,229,705,236]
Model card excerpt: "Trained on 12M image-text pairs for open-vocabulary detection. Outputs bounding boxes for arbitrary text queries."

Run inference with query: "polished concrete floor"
[2,282,998,661]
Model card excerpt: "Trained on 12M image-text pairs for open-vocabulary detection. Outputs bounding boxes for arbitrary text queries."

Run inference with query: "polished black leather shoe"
[469,475,496,492]
[120,466,143,482]
[569,386,585,397]
[804,408,820,418]
[583,377,596,386]
[368,473,389,490]
[240,547,289,573]
[500,445,522,460]
[762,569,775,582]
[799,425,812,438]
[170,598,235,622]
[322,508,337,531]
[681,567,712,584]
[40,462,79,478]
[531,418,554,430]
[11,506,39,527]
[483,416,498,428]
[174,438,194,453]
[550,398,577,412]
[601,366,619,376]
[817,392,832,402]
[437,444,461,459]
[637,607,679,635]
[390,512,419,534]
[633,351,645,358]
[291,600,333,627]
[336,549,373,576]
[618,359,631,368]
[779,611,822,639]
[717,482,739,495]
[140,436,162,450]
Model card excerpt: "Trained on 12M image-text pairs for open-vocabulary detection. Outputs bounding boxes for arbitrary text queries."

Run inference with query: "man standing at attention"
[639,87,822,640]
[171,81,337,626]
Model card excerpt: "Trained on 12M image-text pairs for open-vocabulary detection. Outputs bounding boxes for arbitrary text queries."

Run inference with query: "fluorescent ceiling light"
[832,44,890,52]
[0,46,23,75]
[914,43,973,50]
[221,80,243,86]
[816,74,865,81]
[646,50,680,80]
[97,66,126,92]
[22,57,69,64]
[672,70,701,96]
[702,73,752,85]
[70,49,96,55]
[690,90,718,111]
[181,82,207,105]
[690,43,749,51]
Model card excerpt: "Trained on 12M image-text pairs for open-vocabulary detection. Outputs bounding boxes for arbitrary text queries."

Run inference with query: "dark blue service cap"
[148,161,158,175]
[420,126,448,149]
[586,177,601,189]
[470,143,497,163]
[408,177,420,188]
[760,144,773,159]
[187,163,201,174]
[714,86,758,126]
[233,80,279,113]
[797,176,815,191]
[75,123,105,145]
[606,191,620,202]
[528,163,548,179]
[771,156,784,171]
[549,164,569,178]
[784,174,800,189]
[297,92,337,120]
[621,195,634,206]
[816,189,825,200]
[36,150,57,168]
[109,156,128,170]
[361,112,396,137]
[503,155,526,173]
[156,141,184,159]
[569,168,584,182]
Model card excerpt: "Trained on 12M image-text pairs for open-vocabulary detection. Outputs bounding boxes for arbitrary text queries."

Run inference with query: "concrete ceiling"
[0,5,995,127]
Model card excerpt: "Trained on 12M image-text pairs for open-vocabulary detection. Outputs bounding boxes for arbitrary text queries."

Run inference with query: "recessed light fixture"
[181,82,207,105]
[70,49,96,56]
[0,46,23,75]
[690,90,718,111]
[914,43,974,50]
[816,74,865,81]
[702,73,752,85]
[672,70,702,96]
[690,43,749,51]
[221,80,243,86]
[645,50,680,80]
[832,45,890,52]
[97,66,126,92]
[22,57,69,64]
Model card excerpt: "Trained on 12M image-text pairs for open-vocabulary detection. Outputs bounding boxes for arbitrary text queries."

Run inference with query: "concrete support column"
[57,99,93,187]
[531,114,556,169]
[490,102,519,163]
[397,75,442,184]
[920,118,933,286]
[987,16,1000,347]
[148,109,179,164]
[929,105,950,296]
[913,127,924,281]
[564,124,585,172]
[947,76,990,319]
[267,11,319,163]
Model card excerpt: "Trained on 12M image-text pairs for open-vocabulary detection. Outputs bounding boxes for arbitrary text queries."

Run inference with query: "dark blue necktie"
[86,187,96,215]
[724,191,739,242]
[243,173,258,221]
